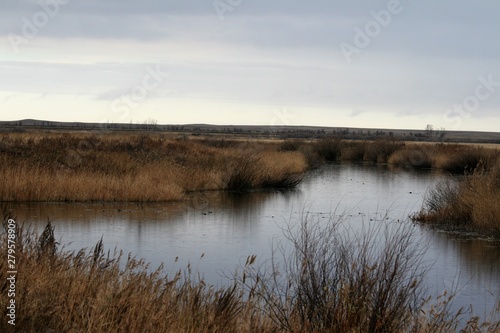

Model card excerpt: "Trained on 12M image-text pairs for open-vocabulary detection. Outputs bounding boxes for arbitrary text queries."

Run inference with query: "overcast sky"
[1,0,499,131]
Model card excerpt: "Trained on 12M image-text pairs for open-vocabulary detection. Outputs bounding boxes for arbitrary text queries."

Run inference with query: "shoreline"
[1,131,499,235]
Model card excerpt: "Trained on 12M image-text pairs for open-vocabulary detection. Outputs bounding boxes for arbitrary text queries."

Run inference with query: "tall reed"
[413,160,500,234]
[1,213,499,332]
[1,131,498,203]
[0,133,307,202]
[239,217,430,332]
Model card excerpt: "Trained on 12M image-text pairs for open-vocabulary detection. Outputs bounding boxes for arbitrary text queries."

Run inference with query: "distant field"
[1,119,500,144]
[405,141,500,149]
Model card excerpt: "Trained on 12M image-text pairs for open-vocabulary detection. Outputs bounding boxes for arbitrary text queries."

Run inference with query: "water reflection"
[421,226,500,318]
[5,163,500,316]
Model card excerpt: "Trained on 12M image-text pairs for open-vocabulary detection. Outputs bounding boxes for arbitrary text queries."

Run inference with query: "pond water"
[9,163,500,319]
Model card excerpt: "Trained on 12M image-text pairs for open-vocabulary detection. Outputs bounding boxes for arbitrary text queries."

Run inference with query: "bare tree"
[425,124,434,138]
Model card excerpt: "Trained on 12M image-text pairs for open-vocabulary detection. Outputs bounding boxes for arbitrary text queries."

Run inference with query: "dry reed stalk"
[1,214,499,332]
[414,159,500,234]
[0,133,307,202]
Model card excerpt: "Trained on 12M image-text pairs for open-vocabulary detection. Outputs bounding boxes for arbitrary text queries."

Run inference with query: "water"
[8,163,500,318]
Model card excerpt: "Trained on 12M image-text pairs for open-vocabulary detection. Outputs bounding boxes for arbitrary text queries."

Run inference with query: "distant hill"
[1,119,499,144]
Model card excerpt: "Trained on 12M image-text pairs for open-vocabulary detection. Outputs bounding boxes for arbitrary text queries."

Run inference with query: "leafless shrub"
[1,216,499,332]
[240,216,430,332]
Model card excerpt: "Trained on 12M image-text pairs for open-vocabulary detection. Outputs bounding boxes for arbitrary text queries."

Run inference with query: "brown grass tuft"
[1,215,499,332]
[413,160,500,234]
[0,133,307,202]
[387,147,433,169]
[2,132,497,203]
[314,136,344,162]
[430,144,497,173]
[363,139,404,163]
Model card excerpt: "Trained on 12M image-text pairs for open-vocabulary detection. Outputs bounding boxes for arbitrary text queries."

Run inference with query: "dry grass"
[239,217,430,332]
[386,143,498,172]
[312,136,499,172]
[387,147,433,169]
[313,138,404,164]
[1,131,498,207]
[339,142,366,161]
[0,132,307,202]
[429,144,498,173]
[314,136,345,162]
[363,139,404,163]
[413,159,500,234]
[0,217,261,333]
[1,213,499,333]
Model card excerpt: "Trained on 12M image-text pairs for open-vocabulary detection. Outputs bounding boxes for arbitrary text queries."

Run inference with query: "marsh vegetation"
[1,131,499,236]
[413,159,500,235]
[0,132,306,202]
[1,130,500,331]
[1,131,499,230]
[1,214,499,333]
[1,132,498,202]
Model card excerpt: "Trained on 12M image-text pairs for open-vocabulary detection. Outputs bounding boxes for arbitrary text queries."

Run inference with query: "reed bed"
[310,137,499,171]
[1,213,498,333]
[1,131,498,202]
[0,133,307,202]
[413,160,500,234]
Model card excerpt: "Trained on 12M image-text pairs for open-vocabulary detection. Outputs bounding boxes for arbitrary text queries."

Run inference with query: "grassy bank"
[0,133,306,202]
[412,159,500,235]
[306,137,499,172]
[1,214,499,333]
[0,131,498,202]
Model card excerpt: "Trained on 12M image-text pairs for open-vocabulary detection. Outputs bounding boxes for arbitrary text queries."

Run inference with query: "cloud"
[3,0,500,59]
[1,1,499,131]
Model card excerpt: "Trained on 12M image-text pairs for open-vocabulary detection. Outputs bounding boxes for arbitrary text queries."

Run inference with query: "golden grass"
[0,222,261,332]
[387,143,498,171]
[413,160,500,234]
[1,216,499,333]
[363,139,404,163]
[428,144,498,173]
[387,147,433,169]
[1,131,498,203]
[311,137,499,171]
[0,133,307,202]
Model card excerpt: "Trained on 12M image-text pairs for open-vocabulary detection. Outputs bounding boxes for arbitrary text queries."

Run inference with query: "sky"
[1,0,499,132]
